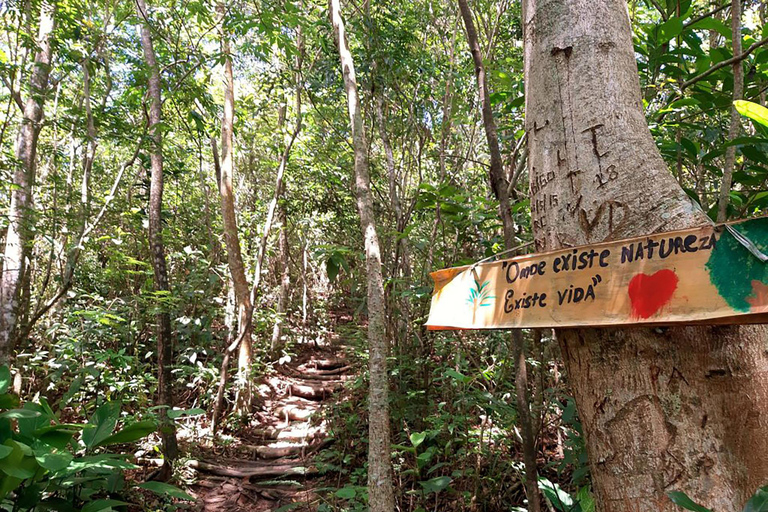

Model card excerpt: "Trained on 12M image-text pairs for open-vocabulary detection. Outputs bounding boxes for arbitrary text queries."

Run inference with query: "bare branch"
[682,36,768,90]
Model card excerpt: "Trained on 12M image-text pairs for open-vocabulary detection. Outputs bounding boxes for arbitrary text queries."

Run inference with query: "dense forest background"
[1,0,767,510]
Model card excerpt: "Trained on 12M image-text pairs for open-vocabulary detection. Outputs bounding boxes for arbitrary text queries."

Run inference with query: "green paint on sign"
[706,218,768,312]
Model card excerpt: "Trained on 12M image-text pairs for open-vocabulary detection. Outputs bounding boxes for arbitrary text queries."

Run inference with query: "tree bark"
[716,0,743,222]
[136,0,179,480]
[215,2,254,416]
[329,1,394,509]
[523,0,768,510]
[457,0,514,248]
[0,0,56,363]
[272,39,303,355]
[458,1,541,509]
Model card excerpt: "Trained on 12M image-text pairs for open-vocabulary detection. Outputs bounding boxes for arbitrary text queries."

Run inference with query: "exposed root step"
[273,403,319,422]
[242,437,332,460]
[188,458,318,480]
[251,423,325,442]
[280,363,352,378]
[299,357,347,371]
[245,441,309,459]
[289,380,340,400]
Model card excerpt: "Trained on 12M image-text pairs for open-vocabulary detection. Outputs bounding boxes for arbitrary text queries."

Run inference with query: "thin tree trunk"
[523,0,768,510]
[329,1,394,509]
[136,0,178,480]
[458,1,541,509]
[250,81,301,307]
[425,14,458,276]
[270,200,290,353]
[215,2,254,417]
[0,0,56,363]
[271,37,303,355]
[457,0,514,247]
[717,0,743,222]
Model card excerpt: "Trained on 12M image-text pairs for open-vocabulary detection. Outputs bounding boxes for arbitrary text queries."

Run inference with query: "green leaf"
[138,481,195,501]
[443,368,469,384]
[82,402,120,448]
[0,441,37,479]
[0,394,20,409]
[33,446,73,472]
[735,100,768,128]
[667,491,713,512]
[167,408,205,419]
[0,367,10,394]
[539,478,575,511]
[744,487,768,512]
[419,476,451,494]
[95,420,156,447]
[35,451,74,471]
[274,504,303,512]
[576,486,595,512]
[409,431,427,448]
[334,486,356,499]
[657,17,684,44]
[80,499,129,512]
[0,445,12,460]
[687,17,731,39]
[0,409,41,419]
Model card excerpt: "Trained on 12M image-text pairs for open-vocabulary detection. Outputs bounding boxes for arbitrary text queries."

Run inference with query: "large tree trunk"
[0,0,56,363]
[329,1,394,510]
[457,1,541,509]
[523,1,768,510]
[136,0,179,480]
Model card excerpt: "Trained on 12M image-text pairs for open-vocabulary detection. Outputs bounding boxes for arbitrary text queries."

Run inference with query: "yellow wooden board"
[426,217,768,330]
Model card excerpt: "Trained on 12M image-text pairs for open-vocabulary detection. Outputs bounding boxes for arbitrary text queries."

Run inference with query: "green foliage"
[668,486,768,512]
[0,366,161,510]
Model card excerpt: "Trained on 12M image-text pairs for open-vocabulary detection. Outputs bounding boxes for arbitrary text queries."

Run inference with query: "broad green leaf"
[0,441,37,479]
[409,431,427,448]
[657,17,684,45]
[0,409,41,420]
[66,454,138,474]
[0,367,10,394]
[576,486,596,512]
[274,504,303,512]
[744,487,768,512]
[33,438,73,471]
[334,486,356,499]
[687,17,731,39]
[80,499,129,512]
[33,447,73,472]
[419,476,451,494]
[735,101,768,128]
[0,394,19,409]
[443,368,469,383]
[137,481,195,501]
[82,402,120,448]
[95,420,157,447]
[0,445,11,460]
[539,478,575,511]
[167,408,205,419]
[667,491,713,512]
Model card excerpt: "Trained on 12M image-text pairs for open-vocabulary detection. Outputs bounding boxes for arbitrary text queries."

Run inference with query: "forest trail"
[190,334,355,511]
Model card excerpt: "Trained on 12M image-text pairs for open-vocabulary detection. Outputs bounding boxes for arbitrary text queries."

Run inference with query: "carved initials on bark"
[578,200,628,239]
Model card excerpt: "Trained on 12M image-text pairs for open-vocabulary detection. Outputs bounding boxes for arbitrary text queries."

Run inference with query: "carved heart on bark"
[628,269,679,319]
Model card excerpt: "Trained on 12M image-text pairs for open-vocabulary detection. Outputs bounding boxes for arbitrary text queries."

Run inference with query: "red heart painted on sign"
[628,269,679,319]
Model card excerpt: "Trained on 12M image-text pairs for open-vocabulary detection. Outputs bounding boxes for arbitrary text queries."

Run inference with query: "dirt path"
[191,340,354,511]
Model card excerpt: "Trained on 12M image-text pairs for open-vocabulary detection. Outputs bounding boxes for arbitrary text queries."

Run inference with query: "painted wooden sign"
[426,217,768,330]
